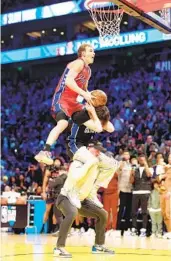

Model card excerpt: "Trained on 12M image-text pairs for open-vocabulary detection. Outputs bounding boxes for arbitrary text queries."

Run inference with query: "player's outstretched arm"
[103,121,115,133]
[65,59,92,103]
[72,104,114,133]
[84,120,114,133]
[84,120,103,133]
[84,103,103,132]
[72,104,103,133]
[84,104,115,133]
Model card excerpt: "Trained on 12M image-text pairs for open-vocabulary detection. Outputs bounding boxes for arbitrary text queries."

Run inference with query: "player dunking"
[35,44,95,165]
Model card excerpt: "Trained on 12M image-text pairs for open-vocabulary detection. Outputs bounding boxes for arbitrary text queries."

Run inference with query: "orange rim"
[91,9,123,13]
[85,0,123,13]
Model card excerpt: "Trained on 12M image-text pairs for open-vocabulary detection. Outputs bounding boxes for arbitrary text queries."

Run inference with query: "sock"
[43,144,51,152]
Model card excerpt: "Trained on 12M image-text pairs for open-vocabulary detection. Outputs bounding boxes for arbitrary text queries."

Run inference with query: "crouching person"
[54,143,115,258]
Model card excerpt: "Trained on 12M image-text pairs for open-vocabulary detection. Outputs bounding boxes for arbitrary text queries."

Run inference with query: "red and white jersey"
[51,58,91,117]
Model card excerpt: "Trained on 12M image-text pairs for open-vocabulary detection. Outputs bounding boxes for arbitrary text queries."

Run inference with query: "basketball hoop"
[85,0,124,45]
[159,4,171,27]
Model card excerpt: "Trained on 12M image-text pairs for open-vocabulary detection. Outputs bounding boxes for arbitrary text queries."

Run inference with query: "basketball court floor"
[1,232,171,261]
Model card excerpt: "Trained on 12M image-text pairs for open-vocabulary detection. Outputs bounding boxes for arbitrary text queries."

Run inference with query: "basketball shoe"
[35,150,53,165]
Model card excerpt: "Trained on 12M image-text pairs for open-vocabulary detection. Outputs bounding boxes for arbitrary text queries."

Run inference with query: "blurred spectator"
[112,113,124,132]
[159,154,171,237]
[148,181,163,238]
[148,148,157,167]
[116,150,133,235]
[127,138,137,156]
[1,176,9,192]
[8,176,18,190]
[27,181,39,195]
[160,139,171,162]
[152,153,166,179]
[103,171,118,231]
[26,164,43,186]
[17,174,28,193]
[1,185,26,205]
[36,186,42,196]
[144,135,159,157]
[130,154,153,237]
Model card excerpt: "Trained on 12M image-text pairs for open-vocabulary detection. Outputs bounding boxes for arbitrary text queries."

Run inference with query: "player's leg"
[54,195,78,257]
[66,141,84,162]
[35,110,69,165]
[87,154,120,208]
[103,194,111,230]
[79,199,115,254]
[46,119,68,147]
[52,203,64,236]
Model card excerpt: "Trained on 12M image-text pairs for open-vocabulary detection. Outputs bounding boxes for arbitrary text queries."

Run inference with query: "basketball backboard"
[111,0,171,33]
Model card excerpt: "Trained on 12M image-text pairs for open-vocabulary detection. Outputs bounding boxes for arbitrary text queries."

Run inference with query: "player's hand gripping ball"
[91,90,107,107]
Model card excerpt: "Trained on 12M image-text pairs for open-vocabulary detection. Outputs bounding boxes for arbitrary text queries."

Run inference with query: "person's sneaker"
[79,227,85,234]
[156,234,162,239]
[150,233,156,239]
[124,229,131,237]
[92,245,115,254]
[70,228,80,235]
[140,228,146,237]
[163,232,171,239]
[131,228,137,236]
[85,228,95,237]
[35,150,53,165]
[53,247,72,258]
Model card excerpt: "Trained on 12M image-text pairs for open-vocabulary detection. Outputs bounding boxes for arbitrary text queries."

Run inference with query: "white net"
[85,1,123,44]
[159,7,171,27]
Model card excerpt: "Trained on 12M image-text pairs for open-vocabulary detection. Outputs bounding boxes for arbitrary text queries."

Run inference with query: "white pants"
[88,152,120,206]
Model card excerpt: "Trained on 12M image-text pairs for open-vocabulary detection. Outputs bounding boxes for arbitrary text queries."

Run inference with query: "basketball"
[91,90,107,107]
